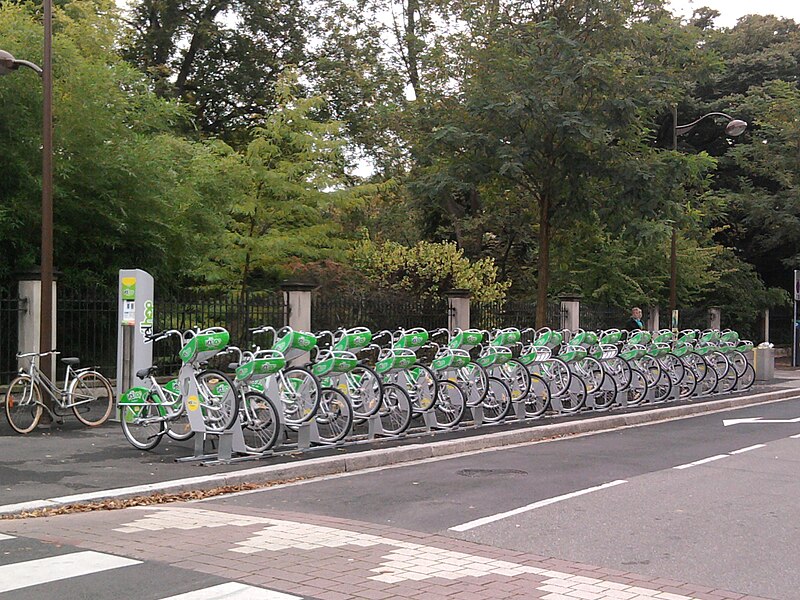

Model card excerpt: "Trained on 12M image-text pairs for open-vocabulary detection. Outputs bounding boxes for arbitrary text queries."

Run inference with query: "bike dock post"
[469,403,484,426]
[175,366,248,464]
[367,413,384,439]
[511,395,526,420]
[421,409,438,431]
[549,393,564,413]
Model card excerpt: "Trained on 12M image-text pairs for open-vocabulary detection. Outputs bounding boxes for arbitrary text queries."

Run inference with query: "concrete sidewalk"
[2,370,800,516]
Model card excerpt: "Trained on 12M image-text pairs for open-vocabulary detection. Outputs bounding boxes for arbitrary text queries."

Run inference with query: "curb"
[1,386,798,517]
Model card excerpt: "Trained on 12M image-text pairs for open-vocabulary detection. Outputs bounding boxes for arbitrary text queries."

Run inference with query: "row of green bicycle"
[118,324,755,454]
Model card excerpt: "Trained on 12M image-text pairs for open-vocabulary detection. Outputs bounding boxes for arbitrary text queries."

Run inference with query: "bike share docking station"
[117,269,154,422]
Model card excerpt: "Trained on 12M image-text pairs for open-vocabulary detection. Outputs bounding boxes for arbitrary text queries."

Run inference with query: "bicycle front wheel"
[316,388,354,444]
[241,391,281,453]
[70,371,114,427]
[280,367,321,425]
[482,376,511,423]
[379,383,412,436]
[433,379,466,428]
[120,394,166,450]
[347,365,383,419]
[5,375,43,434]
[197,369,240,433]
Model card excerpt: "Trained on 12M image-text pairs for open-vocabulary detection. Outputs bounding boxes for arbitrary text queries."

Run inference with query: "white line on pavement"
[673,454,729,470]
[0,534,15,541]
[729,444,767,455]
[448,480,628,532]
[0,551,140,593]
[790,433,800,439]
[159,582,302,600]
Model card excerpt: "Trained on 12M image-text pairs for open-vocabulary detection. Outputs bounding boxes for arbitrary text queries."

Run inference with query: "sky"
[667,0,800,28]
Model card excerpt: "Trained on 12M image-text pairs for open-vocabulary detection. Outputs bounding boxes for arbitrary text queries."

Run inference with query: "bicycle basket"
[312,350,358,377]
[273,330,317,360]
[394,328,429,350]
[432,348,471,371]
[476,345,513,368]
[376,348,417,374]
[333,327,373,352]
[179,329,230,364]
[448,329,484,350]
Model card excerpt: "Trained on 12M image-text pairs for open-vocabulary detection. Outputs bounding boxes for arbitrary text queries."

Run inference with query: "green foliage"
[351,239,510,301]
[189,74,361,291]
[0,1,233,288]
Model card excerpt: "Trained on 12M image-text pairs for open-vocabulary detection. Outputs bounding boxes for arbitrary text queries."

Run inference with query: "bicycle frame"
[17,352,90,414]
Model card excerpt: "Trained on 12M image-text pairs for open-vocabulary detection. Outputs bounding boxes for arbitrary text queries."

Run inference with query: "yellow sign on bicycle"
[187,395,199,411]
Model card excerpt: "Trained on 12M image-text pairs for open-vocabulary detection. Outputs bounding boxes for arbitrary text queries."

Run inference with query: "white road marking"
[0,550,140,593]
[160,582,302,600]
[448,480,628,532]
[790,433,800,439]
[0,534,14,541]
[729,444,766,455]
[673,454,729,470]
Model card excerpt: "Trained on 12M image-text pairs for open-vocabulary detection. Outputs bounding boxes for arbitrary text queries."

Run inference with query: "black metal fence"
[580,304,630,332]
[0,290,25,383]
[768,305,793,347]
[312,290,449,333]
[659,306,709,332]
[472,300,564,330]
[57,286,118,379]
[153,291,287,374]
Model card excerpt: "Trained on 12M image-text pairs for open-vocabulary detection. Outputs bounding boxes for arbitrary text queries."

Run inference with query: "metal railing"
[57,286,117,379]
[472,300,565,331]
[0,291,26,383]
[153,291,287,374]
[312,290,449,333]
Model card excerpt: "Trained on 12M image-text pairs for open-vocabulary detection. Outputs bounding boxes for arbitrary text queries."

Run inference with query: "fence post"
[16,269,57,382]
[446,289,471,331]
[560,295,581,332]
[709,306,722,330]
[763,309,770,343]
[647,305,660,332]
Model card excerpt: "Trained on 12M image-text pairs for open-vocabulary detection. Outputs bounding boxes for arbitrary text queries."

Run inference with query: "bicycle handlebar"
[16,349,59,359]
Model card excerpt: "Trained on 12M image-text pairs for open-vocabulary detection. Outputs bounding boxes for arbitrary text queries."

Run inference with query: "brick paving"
[0,502,772,600]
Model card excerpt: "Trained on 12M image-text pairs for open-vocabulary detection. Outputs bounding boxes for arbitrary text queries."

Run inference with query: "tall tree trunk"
[535,195,550,328]
[405,0,422,99]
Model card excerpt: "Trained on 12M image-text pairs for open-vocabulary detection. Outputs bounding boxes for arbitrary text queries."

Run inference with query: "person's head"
[631,307,642,319]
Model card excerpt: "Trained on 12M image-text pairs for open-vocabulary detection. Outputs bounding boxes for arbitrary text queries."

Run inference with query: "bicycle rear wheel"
[120,395,166,450]
[498,359,531,403]
[5,375,43,434]
[70,371,114,427]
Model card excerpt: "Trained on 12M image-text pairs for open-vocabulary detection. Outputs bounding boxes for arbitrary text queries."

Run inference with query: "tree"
[0,0,240,288]
[121,0,311,141]
[406,0,717,325]
[190,74,362,292]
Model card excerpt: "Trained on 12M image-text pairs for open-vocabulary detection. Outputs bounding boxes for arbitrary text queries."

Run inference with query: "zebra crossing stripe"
[0,534,14,541]
[0,550,140,593]
[159,582,303,599]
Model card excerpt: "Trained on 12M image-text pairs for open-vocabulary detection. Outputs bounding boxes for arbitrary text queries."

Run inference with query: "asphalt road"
[209,397,800,599]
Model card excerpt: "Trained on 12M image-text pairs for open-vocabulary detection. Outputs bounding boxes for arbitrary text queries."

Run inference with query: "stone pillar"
[647,306,660,332]
[16,269,57,381]
[560,295,581,332]
[709,306,722,330]
[281,281,315,332]
[281,281,315,365]
[446,289,471,331]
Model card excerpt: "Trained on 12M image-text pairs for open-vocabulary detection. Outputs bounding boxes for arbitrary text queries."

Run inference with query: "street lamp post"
[668,107,747,320]
[1,0,55,421]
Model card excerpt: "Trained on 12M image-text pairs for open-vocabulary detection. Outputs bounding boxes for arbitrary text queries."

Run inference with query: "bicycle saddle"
[61,357,80,366]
